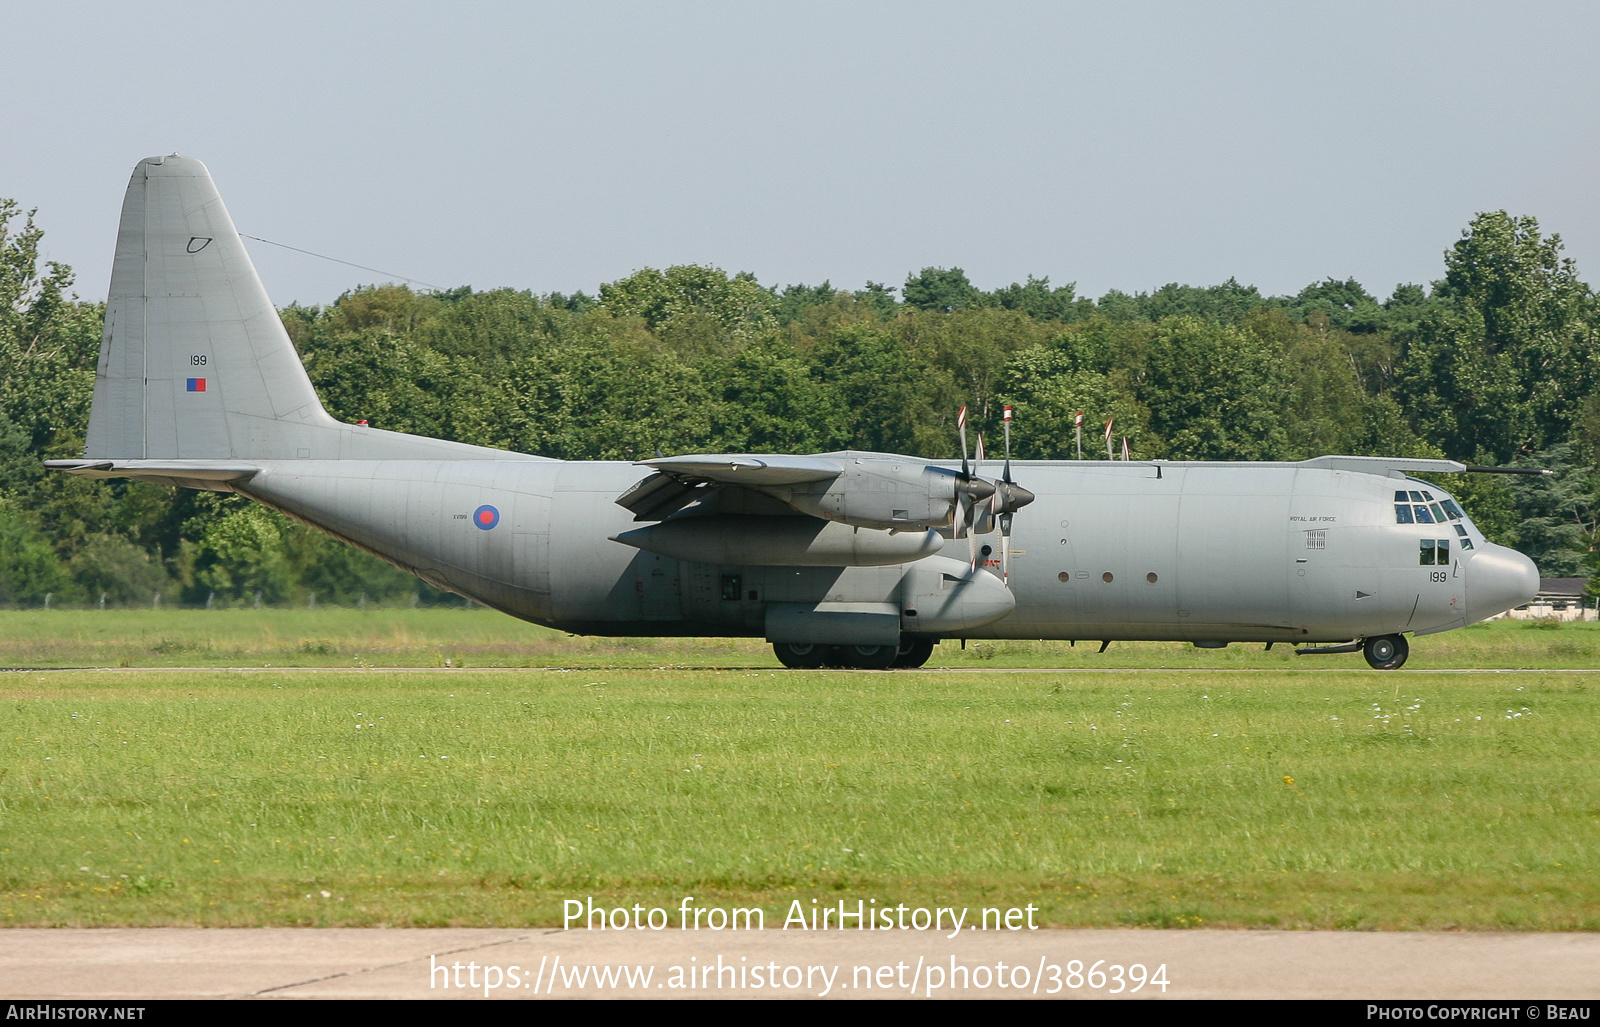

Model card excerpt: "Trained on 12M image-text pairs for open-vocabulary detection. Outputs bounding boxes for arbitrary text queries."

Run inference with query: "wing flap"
[615,472,707,521]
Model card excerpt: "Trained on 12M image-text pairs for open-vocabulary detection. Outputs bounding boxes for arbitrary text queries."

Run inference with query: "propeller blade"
[968,510,978,569]
[957,405,970,478]
[974,433,985,481]
[952,487,966,539]
[1002,405,1013,483]
[1000,511,1013,587]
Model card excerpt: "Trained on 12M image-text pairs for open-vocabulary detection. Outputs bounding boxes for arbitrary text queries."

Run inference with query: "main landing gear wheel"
[773,642,826,669]
[1363,633,1409,670]
[892,637,936,669]
[841,644,898,669]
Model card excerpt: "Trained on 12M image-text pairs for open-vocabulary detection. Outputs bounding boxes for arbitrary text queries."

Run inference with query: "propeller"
[989,405,1036,586]
[951,406,995,568]
[949,405,1032,582]
[970,433,986,569]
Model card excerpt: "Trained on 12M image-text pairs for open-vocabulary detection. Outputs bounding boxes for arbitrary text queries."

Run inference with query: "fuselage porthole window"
[1395,505,1414,524]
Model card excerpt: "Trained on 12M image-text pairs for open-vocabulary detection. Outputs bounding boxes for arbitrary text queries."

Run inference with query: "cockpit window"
[1395,489,1473,529]
[1419,538,1452,564]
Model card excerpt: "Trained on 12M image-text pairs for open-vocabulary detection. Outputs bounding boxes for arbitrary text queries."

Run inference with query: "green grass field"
[3,617,1597,929]
[1,606,1599,670]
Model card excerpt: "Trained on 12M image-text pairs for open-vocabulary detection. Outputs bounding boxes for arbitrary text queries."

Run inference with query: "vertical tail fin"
[85,154,337,460]
[80,155,526,465]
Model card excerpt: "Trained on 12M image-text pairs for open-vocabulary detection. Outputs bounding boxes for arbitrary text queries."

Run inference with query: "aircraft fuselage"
[238,454,1533,645]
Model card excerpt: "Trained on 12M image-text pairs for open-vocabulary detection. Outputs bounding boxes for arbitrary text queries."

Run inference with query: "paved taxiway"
[4,928,1598,999]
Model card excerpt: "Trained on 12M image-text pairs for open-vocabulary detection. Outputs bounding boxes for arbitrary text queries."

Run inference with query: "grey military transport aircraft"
[49,156,1542,670]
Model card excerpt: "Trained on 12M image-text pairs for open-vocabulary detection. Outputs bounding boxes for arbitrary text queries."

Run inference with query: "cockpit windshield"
[1394,487,1476,549]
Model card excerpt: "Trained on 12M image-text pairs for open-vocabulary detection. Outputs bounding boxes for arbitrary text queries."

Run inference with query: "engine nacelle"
[612,514,944,567]
[776,459,959,530]
[898,556,1016,634]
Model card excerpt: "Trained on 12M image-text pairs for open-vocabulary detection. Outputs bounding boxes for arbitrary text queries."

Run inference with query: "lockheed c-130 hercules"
[49,155,1544,670]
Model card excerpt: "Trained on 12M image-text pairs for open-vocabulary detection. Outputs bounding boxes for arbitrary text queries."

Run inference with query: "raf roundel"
[472,504,500,530]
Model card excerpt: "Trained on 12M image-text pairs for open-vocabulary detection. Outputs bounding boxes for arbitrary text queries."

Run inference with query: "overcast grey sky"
[8,1,1600,307]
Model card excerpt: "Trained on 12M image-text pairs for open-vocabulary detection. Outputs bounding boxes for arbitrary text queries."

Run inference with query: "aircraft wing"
[616,454,843,522]
[638,454,844,485]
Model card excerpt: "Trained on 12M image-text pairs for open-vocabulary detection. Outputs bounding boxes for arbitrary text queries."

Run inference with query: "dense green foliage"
[2,199,1597,604]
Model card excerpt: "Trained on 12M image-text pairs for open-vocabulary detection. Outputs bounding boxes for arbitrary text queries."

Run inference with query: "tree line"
[0,197,1595,607]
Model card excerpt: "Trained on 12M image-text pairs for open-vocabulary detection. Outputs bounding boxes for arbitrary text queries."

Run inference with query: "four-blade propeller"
[951,404,1035,585]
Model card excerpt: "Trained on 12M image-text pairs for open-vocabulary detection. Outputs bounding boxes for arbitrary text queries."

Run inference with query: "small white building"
[1498,577,1595,621]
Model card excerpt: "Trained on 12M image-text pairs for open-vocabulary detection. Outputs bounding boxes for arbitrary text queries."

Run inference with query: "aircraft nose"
[1466,543,1539,622]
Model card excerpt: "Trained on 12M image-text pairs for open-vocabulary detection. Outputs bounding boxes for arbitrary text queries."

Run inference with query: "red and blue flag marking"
[473,505,500,530]
[186,378,207,392]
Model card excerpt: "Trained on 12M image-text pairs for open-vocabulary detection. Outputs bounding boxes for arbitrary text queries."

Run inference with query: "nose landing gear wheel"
[1362,633,1409,670]
[773,642,826,669]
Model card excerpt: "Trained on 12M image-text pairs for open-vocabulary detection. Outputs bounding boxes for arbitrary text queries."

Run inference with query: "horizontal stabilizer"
[640,454,843,486]
[44,458,259,489]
